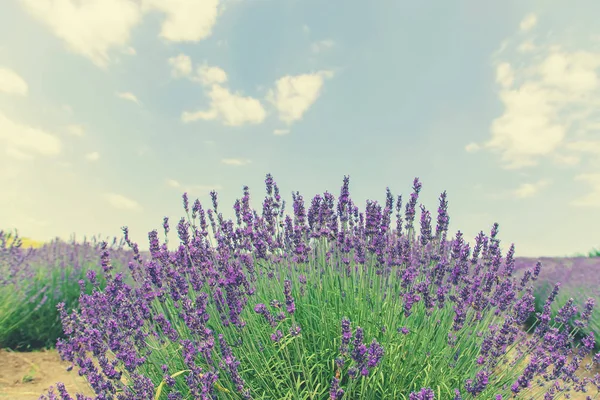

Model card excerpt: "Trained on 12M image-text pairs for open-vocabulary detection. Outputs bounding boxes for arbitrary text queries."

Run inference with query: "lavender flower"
[270,330,283,343]
[283,279,295,314]
[329,377,345,399]
[409,387,435,400]
[340,317,352,354]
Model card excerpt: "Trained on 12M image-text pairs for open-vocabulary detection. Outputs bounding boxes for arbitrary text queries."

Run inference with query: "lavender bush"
[0,231,136,349]
[43,175,600,399]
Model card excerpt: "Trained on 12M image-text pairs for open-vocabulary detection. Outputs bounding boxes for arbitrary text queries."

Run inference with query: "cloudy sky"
[1,0,599,257]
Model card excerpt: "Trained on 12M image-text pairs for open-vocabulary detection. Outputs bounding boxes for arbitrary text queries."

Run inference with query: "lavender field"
[3,2,600,399]
[1,175,599,399]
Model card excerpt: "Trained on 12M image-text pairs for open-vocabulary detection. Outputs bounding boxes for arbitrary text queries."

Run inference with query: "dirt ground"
[0,345,598,399]
[0,349,93,399]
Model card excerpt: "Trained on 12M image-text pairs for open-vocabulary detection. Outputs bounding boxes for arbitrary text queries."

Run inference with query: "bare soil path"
[0,349,93,399]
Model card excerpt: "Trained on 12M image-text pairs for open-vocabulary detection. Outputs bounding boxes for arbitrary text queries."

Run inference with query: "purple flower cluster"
[283,279,295,314]
[331,317,384,395]
[409,387,435,400]
[254,303,276,327]
[218,334,251,399]
[339,317,352,355]
[329,377,344,399]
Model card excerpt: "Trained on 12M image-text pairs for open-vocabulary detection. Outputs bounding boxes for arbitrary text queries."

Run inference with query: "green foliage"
[588,247,600,258]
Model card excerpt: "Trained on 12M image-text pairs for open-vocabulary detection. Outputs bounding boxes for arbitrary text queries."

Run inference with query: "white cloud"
[195,64,228,86]
[170,58,227,86]
[518,41,535,53]
[519,14,537,32]
[168,53,192,77]
[486,19,600,169]
[565,140,600,155]
[182,84,266,126]
[116,91,140,105]
[182,109,217,122]
[553,154,580,166]
[5,147,35,161]
[311,39,335,53]
[538,52,600,92]
[123,46,136,55]
[105,192,142,211]
[20,0,228,68]
[495,62,514,88]
[19,0,142,68]
[141,0,220,42]
[176,60,265,126]
[66,124,85,136]
[0,112,61,158]
[465,143,480,153]
[513,179,551,198]
[487,82,567,168]
[174,59,267,127]
[267,70,334,125]
[302,24,310,34]
[0,67,28,96]
[571,174,600,207]
[273,128,290,135]
[166,179,181,188]
[221,158,251,166]
[85,151,100,161]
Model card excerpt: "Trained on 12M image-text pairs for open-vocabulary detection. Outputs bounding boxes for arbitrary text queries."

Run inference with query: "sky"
[1,0,600,257]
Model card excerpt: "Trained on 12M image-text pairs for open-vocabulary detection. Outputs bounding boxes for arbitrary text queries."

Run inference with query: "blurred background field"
[514,256,600,350]
[0,230,138,350]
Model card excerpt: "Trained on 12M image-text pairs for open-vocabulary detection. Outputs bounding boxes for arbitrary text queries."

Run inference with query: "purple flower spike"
[283,279,295,314]
[329,377,345,399]
[340,317,352,354]
[271,330,283,343]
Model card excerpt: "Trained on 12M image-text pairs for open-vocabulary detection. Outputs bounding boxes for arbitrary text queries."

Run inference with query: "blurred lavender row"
[0,230,140,349]
[514,256,600,344]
